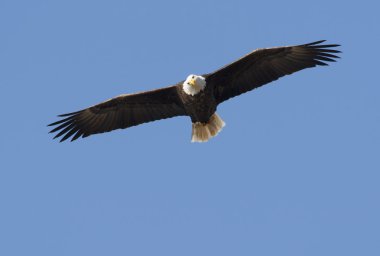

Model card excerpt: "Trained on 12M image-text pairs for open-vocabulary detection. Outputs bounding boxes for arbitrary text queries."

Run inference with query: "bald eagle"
[49,40,340,143]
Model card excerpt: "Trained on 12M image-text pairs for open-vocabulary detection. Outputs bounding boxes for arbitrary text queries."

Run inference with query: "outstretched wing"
[206,40,340,103]
[48,85,185,142]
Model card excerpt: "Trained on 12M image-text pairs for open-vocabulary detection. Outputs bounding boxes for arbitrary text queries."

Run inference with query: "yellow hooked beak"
[188,78,196,86]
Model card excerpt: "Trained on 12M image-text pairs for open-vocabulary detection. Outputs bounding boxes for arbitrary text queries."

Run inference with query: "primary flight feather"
[49,40,340,142]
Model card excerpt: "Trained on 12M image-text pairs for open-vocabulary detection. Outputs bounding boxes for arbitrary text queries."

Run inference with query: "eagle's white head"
[182,74,206,96]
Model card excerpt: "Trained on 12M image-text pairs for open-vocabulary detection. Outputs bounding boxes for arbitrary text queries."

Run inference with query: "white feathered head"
[182,74,206,96]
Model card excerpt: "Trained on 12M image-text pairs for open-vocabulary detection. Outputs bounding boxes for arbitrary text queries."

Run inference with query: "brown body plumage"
[49,40,340,142]
[178,84,217,123]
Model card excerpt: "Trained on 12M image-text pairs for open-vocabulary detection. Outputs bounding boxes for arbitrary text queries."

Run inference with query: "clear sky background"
[1,0,379,255]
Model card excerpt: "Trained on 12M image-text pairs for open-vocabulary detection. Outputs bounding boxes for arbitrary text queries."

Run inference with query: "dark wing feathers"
[48,85,185,142]
[206,40,340,103]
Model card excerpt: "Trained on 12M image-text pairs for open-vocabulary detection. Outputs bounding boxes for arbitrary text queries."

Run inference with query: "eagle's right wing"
[48,85,186,142]
[206,40,340,104]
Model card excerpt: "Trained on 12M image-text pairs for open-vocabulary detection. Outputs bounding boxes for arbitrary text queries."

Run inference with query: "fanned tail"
[191,113,225,143]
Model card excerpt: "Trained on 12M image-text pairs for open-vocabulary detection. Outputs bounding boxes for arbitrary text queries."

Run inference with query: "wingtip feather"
[305,40,326,46]
[58,110,82,117]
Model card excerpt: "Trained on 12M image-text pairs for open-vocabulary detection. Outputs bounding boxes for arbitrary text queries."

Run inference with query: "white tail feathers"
[191,113,226,143]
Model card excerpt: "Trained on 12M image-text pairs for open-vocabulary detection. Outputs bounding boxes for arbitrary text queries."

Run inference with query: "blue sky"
[1,0,379,255]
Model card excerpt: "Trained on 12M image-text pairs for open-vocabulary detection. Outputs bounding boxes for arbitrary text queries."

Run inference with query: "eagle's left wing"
[206,40,340,104]
[48,85,186,142]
